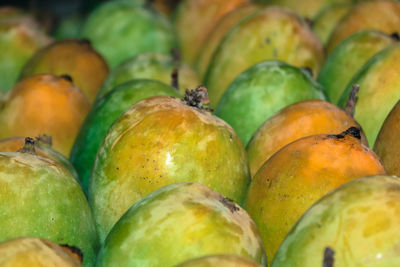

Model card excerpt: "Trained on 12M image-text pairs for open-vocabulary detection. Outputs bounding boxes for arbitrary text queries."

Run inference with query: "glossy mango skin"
[0,21,50,92]
[204,7,324,108]
[247,100,368,177]
[244,132,385,265]
[176,255,262,267]
[0,237,82,267]
[96,183,266,267]
[194,4,259,79]
[216,61,325,146]
[81,1,176,69]
[338,43,400,146]
[0,152,98,267]
[19,39,109,103]
[326,0,400,53]
[89,96,250,242]
[318,30,397,104]
[0,74,91,157]
[97,53,199,99]
[272,176,400,266]
[174,0,251,66]
[374,100,400,177]
[70,79,182,194]
[0,136,79,182]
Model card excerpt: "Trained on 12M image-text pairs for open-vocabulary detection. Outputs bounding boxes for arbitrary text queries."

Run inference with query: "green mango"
[312,4,351,45]
[97,53,199,99]
[272,175,400,266]
[338,43,400,146]
[0,21,50,92]
[96,182,266,267]
[81,1,176,69]
[318,30,397,104]
[89,89,250,242]
[70,79,182,194]
[204,7,324,108]
[0,143,98,267]
[216,61,325,146]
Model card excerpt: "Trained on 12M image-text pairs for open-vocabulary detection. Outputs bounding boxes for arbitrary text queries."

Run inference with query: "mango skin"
[338,43,400,146]
[216,61,325,146]
[97,53,199,99]
[326,0,400,53]
[244,132,385,265]
[90,96,250,242]
[96,182,266,267]
[318,30,397,104]
[272,175,400,266]
[81,1,176,69]
[176,255,262,267]
[374,100,400,177]
[0,237,82,267]
[70,79,182,194]
[0,152,99,267]
[204,7,324,108]
[246,100,368,177]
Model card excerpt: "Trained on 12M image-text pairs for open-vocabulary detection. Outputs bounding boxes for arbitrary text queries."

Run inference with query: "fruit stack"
[0,0,400,266]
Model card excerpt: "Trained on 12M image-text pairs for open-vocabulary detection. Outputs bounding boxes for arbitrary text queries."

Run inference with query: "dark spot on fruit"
[323,247,335,267]
[51,217,54,221]
[329,127,361,140]
[60,74,73,83]
[230,135,234,141]
[220,197,240,213]
[265,37,271,44]
[116,167,119,171]
[60,244,84,263]
[391,32,400,41]
[304,17,314,28]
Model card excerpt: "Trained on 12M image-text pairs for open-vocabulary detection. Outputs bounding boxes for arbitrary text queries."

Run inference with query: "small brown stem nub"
[17,137,37,155]
[36,134,52,147]
[345,84,360,117]
[171,68,179,90]
[182,86,212,111]
[60,244,83,264]
[60,74,73,83]
[391,32,400,41]
[323,247,335,267]
[328,127,361,140]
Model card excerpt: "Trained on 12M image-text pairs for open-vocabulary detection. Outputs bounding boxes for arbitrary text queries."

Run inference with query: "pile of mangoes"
[1,0,400,266]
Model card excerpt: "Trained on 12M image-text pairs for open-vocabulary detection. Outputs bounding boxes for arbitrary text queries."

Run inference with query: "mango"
[338,43,400,146]
[247,99,367,177]
[204,7,324,108]
[89,88,250,242]
[70,79,182,194]
[216,60,325,146]
[96,182,266,266]
[272,175,400,266]
[81,1,176,69]
[318,30,397,104]
[326,0,400,53]
[244,127,385,264]
[176,255,262,267]
[97,52,199,99]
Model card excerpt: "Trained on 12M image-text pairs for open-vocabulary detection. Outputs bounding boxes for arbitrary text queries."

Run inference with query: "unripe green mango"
[89,90,250,242]
[272,175,400,266]
[96,182,266,267]
[216,61,325,146]
[0,148,98,267]
[338,43,400,146]
[204,7,324,108]
[97,53,199,99]
[81,1,176,69]
[318,30,397,104]
[70,79,182,194]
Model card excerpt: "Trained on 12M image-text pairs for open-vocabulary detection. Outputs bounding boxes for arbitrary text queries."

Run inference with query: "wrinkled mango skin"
[216,61,325,146]
[97,53,199,99]
[176,255,262,267]
[0,152,98,267]
[96,182,266,267]
[247,100,368,177]
[318,30,396,104]
[70,79,182,194]
[272,176,400,266]
[338,43,400,146]
[0,237,82,267]
[90,96,250,242]
[204,7,324,108]
[244,132,385,265]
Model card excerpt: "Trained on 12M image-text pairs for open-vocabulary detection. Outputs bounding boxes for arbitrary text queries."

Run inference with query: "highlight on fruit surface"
[89,86,250,242]
[244,127,385,265]
[96,182,267,267]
